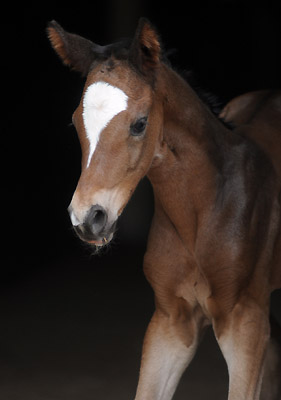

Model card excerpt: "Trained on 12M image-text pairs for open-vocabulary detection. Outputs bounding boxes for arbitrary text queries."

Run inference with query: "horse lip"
[87,239,104,246]
[82,231,114,247]
[87,237,109,246]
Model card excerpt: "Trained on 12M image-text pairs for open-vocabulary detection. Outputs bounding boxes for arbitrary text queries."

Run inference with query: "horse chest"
[144,245,214,320]
[177,268,213,319]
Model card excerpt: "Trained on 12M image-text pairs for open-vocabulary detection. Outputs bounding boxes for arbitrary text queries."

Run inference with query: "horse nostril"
[93,209,105,225]
[86,205,108,236]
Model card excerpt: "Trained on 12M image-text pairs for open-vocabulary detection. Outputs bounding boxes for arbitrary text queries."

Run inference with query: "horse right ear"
[129,18,162,80]
[47,21,98,77]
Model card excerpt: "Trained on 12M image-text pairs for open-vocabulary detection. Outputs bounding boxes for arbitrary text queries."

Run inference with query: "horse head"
[48,19,164,246]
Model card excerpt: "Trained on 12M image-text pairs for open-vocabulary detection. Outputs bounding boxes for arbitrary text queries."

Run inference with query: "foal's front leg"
[214,298,270,400]
[134,306,203,400]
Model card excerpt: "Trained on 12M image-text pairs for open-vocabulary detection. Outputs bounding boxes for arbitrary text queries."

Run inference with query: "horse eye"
[130,117,148,136]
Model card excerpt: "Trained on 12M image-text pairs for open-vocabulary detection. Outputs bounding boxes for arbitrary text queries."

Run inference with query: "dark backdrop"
[1,2,281,398]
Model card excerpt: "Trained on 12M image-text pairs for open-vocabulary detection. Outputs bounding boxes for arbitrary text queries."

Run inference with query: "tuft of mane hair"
[181,70,235,130]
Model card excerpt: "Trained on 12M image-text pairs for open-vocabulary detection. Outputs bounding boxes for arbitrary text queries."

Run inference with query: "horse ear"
[47,21,98,77]
[129,18,162,78]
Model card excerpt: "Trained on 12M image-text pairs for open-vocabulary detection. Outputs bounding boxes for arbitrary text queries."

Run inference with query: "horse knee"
[153,301,206,349]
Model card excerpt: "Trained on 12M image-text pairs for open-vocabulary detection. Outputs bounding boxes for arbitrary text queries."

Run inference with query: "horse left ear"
[47,20,99,77]
[129,18,161,78]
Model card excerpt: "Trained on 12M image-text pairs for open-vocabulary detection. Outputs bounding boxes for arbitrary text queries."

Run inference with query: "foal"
[48,19,281,400]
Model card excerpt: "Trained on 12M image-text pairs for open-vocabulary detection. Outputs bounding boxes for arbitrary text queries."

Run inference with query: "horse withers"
[48,19,281,400]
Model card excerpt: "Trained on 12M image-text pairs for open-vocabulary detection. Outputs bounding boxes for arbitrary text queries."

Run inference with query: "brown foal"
[48,18,281,400]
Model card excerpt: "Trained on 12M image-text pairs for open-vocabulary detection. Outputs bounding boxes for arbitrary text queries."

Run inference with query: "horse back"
[221,90,281,178]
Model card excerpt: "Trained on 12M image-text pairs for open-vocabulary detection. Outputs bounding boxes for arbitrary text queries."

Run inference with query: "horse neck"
[148,65,231,251]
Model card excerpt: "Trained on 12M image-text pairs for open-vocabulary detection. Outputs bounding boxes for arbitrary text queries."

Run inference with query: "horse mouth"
[73,224,115,248]
[87,233,114,247]
[88,239,106,246]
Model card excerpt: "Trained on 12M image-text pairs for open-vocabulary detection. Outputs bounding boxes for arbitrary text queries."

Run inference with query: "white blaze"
[82,81,128,167]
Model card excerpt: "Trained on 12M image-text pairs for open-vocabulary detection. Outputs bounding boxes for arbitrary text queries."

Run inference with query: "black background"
[1,1,281,398]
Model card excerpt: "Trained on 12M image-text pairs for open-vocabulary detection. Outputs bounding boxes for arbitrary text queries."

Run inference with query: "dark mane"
[180,70,235,130]
[154,45,234,129]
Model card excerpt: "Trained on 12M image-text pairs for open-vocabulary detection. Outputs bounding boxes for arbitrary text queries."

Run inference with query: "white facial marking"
[82,81,128,167]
